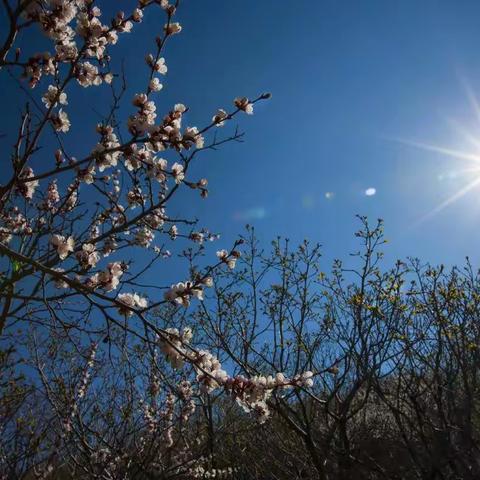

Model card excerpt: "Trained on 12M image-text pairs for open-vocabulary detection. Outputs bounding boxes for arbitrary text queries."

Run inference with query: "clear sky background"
[169,0,480,268]
[4,0,480,270]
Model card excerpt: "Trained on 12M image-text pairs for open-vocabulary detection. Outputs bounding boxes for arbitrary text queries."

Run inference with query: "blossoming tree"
[0,0,313,477]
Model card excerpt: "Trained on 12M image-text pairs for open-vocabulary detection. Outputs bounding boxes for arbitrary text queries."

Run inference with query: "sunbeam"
[413,175,480,227]
[393,138,480,163]
[391,83,480,227]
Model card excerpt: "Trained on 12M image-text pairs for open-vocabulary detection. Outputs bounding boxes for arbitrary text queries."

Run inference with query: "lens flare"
[391,78,480,226]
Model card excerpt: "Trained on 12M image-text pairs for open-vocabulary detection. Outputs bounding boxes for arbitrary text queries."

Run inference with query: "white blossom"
[165,22,182,35]
[51,109,70,132]
[42,85,68,108]
[234,96,253,114]
[17,168,39,200]
[117,292,148,316]
[164,281,204,307]
[76,243,100,269]
[149,77,163,92]
[76,62,102,87]
[167,225,178,240]
[216,249,239,269]
[135,226,154,248]
[51,234,75,260]
[171,162,184,183]
[212,109,228,126]
[132,8,143,22]
[90,262,125,291]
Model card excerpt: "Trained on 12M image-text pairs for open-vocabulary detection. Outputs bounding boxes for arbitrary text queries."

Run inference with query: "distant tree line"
[3,218,480,479]
[193,218,480,479]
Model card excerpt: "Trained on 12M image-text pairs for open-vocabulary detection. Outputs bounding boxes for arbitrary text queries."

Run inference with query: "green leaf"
[12,259,21,273]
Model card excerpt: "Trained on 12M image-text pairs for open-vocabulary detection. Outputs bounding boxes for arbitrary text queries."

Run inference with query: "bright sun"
[396,80,480,225]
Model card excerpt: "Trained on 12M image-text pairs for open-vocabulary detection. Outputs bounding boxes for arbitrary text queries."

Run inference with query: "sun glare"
[395,81,480,225]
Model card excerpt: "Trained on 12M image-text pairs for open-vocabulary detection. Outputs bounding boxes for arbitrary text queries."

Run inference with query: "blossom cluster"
[51,234,75,260]
[17,168,39,200]
[22,1,139,86]
[158,327,193,369]
[226,371,314,423]
[164,278,212,307]
[117,292,148,316]
[216,249,241,269]
[189,465,238,479]
[157,328,314,423]
[85,262,126,291]
[140,377,195,450]
[62,342,97,435]
[191,349,314,423]
[76,243,100,269]
[0,209,30,244]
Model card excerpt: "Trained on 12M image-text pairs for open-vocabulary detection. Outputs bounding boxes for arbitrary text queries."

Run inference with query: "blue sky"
[5,0,480,270]
[169,0,480,268]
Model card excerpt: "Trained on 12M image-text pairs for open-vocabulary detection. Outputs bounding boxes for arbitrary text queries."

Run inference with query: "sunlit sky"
[5,0,480,269]
[176,0,480,268]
